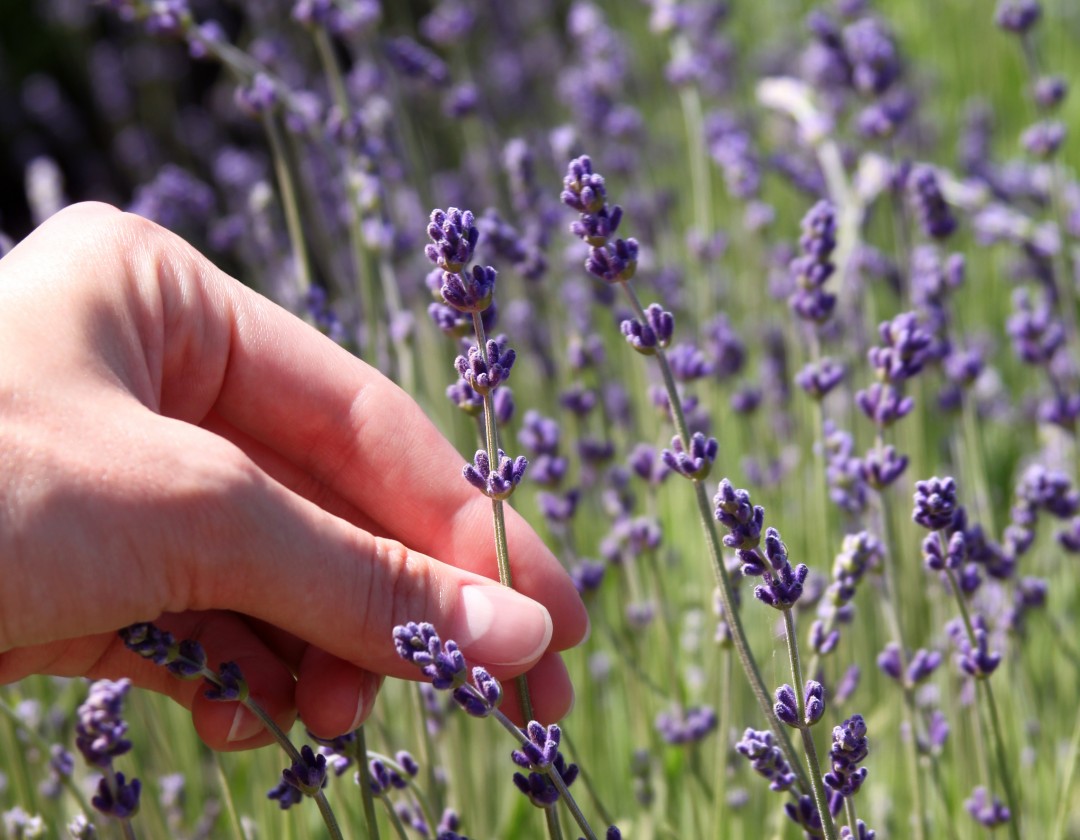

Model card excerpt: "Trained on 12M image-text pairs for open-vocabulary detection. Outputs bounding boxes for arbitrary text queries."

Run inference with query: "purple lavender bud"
[795,358,845,399]
[1059,518,1080,552]
[1021,120,1066,158]
[994,0,1041,33]
[385,37,449,86]
[571,207,624,246]
[714,479,766,551]
[908,648,944,683]
[869,311,934,382]
[440,265,497,314]
[774,684,800,727]
[956,626,1002,678]
[267,777,304,809]
[627,444,672,486]
[860,444,908,488]
[1038,392,1080,432]
[754,530,809,609]
[620,303,674,354]
[513,722,561,770]
[666,343,714,381]
[810,620,841,655]
[824,714,868,796]
[1033,75,1068,110]
[512,751,578,808]
[76,680,134,768]
[561,156,608,214]
[446,380,484,416]
[92,771,142,819]
[842,17,900,95]
[1017,464,1079,518]
[119,623,177,665]
[570,559,606,594]
[426,208,480,274]
[913,476,959,530]
[655,706,719,745]
[560,384,598,416]
[455,337,516,395]
[538,489,580,523]
[1008,288,1066,365]
[282,745,328,797]
[393,622,467,690]
[519,411,560,455]
[803,681,826,726]
[204,662,248,702]
[704,314,746,378]
[855,382,915,427]
[965,786,1011,827]
[661,432,719,480]
[463,449,528,500]
[735,727,798,791]
[168,639,207,679]
[234,73,278,116]
[834,665,861,705]
[840,820,876,840]
[730,385,762,415]
[909,165,957,239]
[586,238,640,284]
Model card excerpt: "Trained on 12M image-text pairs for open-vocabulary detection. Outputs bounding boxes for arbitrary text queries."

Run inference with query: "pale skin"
[0,202,588,750]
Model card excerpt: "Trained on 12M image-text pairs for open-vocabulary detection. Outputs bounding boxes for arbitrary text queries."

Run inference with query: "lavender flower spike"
[913,476,958,530]
[661,432,718,480]
[393,622,468,689]
[620,303,674,354]
[455,338,516,394]
[425,207,479,274]
[282,745,329,797]
[464,449,528,500]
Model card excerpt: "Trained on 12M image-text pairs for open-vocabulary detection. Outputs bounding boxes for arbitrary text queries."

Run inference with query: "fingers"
[295,648,382,739]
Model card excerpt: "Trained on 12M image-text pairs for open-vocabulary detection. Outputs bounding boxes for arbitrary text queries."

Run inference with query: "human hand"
[0,202,588,750]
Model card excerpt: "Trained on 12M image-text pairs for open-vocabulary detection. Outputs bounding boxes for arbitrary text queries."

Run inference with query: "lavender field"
[1,0,1080,838]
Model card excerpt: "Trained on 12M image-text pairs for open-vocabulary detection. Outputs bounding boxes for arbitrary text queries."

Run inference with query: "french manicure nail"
[453,584,553,667]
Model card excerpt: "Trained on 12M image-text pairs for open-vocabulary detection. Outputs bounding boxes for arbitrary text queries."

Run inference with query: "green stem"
[1052,695,1080,840]
[469,310,533,724]
[545,806,566,840]
[262,113,312,297]
[356,726,382,840]
[783,610,838,840]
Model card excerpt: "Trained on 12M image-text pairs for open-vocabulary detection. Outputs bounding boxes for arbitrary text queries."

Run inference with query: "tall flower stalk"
[560,154,811,796]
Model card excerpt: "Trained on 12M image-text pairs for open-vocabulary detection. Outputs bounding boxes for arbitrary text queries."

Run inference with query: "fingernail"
[453,585,553,667]
[346,683,372,733]
[226,703,264,743]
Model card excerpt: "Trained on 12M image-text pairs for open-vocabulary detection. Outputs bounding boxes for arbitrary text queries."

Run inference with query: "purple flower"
[860,444,908,489]
[655,706,718,745]
[620,303,674,354]
[455,337,516,394]
[868,312,934,382]
[789,200,838,324]
[463,449,528,500]
[1021,120,1066,158]
[661,432,718,480]
[561,155,608,215]
[965,785,1011,827]
[393,622,467,690]
[842,17,900,95]
[753,528,809,610]
[282,745,328,797]
[511,726,579,808]
[267,777,304,809]
[774,681,825,728]
[795,358,845,399]
[994,0,1040,33]
[824,714,869,797]
[912,476,958,530]
[385,37,449,86]
[908,165,956,239]
[1033,75,1067,110]
[75,680,134,769]
[956,625,1002,679]
[714,479,765,551]
[735,728,796,791]
[586,237,640,284]
[204,661,248,702]
[92,771,142,819]
[426,207,480,274]
[855,382,914,427]
[1007,288,1065,366]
